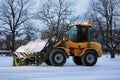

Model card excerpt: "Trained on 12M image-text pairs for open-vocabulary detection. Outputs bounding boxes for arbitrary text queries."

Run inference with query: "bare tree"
[85,0,120,58]
[0,27,11,50]
[0,0,33,52]
[14,21,40,47]
[36,0,75,39]
[23,22,40,41]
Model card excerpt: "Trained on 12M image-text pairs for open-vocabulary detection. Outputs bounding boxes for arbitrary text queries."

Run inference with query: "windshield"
[68,26,90,42]
[68,26,77,42]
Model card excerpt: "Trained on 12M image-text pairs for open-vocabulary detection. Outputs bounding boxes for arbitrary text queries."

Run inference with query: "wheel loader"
[13,23,102,66]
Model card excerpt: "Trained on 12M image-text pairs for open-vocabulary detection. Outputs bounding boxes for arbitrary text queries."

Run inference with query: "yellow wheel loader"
[13,23,102,66]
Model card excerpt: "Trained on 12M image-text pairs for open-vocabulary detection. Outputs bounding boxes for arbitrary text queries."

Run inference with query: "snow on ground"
[0,54,120,80]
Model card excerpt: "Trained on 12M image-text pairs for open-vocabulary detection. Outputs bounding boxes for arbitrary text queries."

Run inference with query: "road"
[0,55,120,80]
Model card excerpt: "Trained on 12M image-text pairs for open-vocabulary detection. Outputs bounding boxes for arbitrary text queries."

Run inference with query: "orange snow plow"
[13,23,103,66]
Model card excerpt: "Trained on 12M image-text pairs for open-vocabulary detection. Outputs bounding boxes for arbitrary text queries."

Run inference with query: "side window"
[77,27,88,42]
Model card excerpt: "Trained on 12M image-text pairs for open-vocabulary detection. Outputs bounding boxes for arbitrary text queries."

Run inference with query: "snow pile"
[15,39,47,52]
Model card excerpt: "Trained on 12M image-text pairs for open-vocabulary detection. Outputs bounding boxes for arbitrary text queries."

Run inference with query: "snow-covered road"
[0,55,120,80]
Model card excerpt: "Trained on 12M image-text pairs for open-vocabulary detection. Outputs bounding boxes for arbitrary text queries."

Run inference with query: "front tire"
[49,49,67,66]
[82,50,97,66]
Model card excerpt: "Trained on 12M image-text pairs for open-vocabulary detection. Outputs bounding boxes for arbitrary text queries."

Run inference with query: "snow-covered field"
[0,55,120,80]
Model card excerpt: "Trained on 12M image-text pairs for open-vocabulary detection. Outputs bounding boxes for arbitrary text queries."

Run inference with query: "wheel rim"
[86,54,95,63]
[54,53,64,63]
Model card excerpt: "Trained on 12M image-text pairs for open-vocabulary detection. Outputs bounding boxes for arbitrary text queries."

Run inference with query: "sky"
[0,0,90,30]
[32,0,90,29]
[75,0,90,15]
[34,0,90,15]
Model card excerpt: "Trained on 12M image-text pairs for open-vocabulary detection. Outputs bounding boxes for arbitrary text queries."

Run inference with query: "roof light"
[82,22,89,25]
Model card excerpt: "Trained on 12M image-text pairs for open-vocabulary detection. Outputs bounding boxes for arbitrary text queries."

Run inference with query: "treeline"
[0,0,120,58]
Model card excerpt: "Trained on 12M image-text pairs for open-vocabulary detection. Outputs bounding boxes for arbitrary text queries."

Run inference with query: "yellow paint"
[14,56,19,66]
[58,40,102,57]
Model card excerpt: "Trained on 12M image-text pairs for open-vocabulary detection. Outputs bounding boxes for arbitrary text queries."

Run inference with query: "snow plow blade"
[13,52,43,66]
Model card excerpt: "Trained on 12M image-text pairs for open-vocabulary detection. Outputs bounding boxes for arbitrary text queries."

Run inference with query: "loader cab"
[68,23,91,42]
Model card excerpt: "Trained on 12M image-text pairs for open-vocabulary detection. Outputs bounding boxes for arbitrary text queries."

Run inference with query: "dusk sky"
[75,0,90,15]
[30,0,91,29]
[0,0,91,29]
[34,0,90,15]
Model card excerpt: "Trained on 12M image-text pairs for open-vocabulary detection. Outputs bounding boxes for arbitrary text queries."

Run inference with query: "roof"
[69,22,91,27]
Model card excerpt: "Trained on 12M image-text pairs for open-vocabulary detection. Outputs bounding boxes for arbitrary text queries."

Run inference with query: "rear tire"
[73,56,83,65]
[82,50,97,66]
[49,49,67,66]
